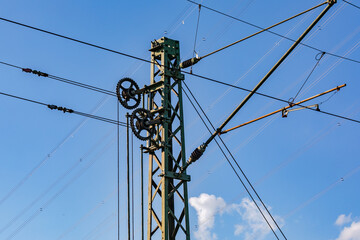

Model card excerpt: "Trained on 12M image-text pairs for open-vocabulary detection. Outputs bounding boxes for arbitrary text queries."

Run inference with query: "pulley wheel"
[116,78,141,109]
[130,108,155,141]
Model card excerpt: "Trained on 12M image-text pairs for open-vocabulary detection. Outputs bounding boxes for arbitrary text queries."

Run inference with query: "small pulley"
[116,78,141,109]
[130,108,155,141]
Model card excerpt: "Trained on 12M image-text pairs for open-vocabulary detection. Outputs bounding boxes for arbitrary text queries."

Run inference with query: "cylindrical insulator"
[180,57,200,69]
[187,145,205,165]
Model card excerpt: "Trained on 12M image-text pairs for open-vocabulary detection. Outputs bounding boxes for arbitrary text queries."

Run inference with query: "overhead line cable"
[0,103,99,206]
[186,0,360,65]
[0,129,115,236]
[1,58,359,125]
[290,52,325,103]
[81,213,116,240]
[342,0,360,10]
[186,71,360,125]
[56,189,118,240]
[190,3,202,74]
[0,90,127,127]
[0,17,152,65]
[198,1,327,60]
[5,135,117,240]
[117,102,120,240]
[0,62,117,96]
[0,14,359,67]
[183,82,287,240]
[182,87,281,240]
[131,132,134,240]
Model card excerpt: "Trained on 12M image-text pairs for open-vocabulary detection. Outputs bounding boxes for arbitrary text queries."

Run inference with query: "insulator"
[47,104,74,113]
[22,68,32,73]
[48,104,57,110]
[187,144,206,165]
[180,57,200,69]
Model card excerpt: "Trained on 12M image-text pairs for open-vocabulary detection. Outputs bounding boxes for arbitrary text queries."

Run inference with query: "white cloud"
[336,214,353,226]
[234,224,244,236]
[231,198,284,240]
[189,193,227,240]
[189,194,284,240]
[336,221,360,240]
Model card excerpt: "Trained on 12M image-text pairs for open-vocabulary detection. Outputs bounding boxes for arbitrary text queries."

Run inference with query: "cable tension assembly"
[180,0,337,172]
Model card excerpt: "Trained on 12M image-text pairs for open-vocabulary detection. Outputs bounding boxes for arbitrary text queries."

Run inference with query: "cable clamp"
[282,108,288,118]
[47,104,74,113]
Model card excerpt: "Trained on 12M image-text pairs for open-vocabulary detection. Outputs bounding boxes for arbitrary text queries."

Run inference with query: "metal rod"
[221,84,346,134]
[126,113,131,240]
[140,145,144,240]
[200,1,327,59]
[131,132,134,240]
[205,1,335,146]
[117,102,120,240]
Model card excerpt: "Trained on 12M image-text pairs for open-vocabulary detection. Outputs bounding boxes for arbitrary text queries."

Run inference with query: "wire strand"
[0,90,127,126]
[117,101,120,240]
[343,0,360,10]
[200,1,327,59]
[182,85,282,240]
[186,0,360,65]
[183,82,287,239]
[1,59,359,125]
[0,14,359,65]
[191,4,202,73]
[185,72,360,125]
[0,17,152,65]
[290,52,325,103]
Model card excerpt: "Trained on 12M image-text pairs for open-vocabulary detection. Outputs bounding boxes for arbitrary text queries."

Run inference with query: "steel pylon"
[144,37,191,240]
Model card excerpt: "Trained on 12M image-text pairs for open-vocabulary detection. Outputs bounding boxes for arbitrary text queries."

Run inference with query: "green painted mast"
[145,37,191,240]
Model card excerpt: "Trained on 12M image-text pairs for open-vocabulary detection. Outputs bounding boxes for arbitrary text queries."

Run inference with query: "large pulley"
[116,78,141,109]
[130,108,156,141]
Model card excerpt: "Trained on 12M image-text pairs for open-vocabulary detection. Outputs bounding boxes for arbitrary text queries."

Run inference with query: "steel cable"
[183,82,287,239]
[182,85,282,240]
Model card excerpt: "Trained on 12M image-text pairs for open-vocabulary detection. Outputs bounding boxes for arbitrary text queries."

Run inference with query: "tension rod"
[181,0,336,172]
[180,0,329,69]
[221,84,346,134]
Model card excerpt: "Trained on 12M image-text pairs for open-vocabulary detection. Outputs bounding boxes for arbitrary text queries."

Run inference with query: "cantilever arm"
[180,0,330,69]
[221,84,346,134]
[181,0,336,172]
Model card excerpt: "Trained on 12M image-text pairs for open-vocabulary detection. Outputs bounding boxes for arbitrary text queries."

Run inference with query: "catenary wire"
[81,213,116,240]
[0,61,116,96]
[131,132,134,240]
[5,135,117,240]
[1,59,359,125]
[183,82,287,239]
[56,189,118,240]
[0,100,106,207]
[0,14,359,65]
[182,87,281,240]
[0,17,152,65]
[186,0,360,64]
[290,52,325,103]
[199,1,327,59]
[0,90,127,127]
[186,71,360,125]
[0,129,115,236]
[117,101,121,240]
[342,0,360,10]
[0,7,191,236]
[191,4,202,73]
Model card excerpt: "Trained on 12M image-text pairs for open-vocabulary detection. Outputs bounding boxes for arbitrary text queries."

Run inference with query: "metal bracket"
[159,171,191,181]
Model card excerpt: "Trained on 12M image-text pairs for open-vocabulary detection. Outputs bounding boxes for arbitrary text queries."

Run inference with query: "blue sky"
[0,0,360,240]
